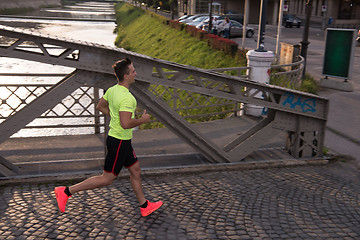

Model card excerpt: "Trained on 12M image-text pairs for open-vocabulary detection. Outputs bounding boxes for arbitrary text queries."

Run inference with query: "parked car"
[199,19,254,38]
[178,15,192,21]
[179,14,207,24]
[217,20,254,38]
[186,16,209,26]
[188,15,220,27]
[283,14,301,28]
[217,14,244,24]
[194,16,219,30]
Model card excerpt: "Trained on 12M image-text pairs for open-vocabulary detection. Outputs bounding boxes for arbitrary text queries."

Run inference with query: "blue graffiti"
[262,107,268,115]
[282,92,316,113]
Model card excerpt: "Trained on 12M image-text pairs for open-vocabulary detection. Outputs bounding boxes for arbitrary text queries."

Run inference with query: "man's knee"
[101,173,116,186]
[129,164,141,180]
[103,177,115,186]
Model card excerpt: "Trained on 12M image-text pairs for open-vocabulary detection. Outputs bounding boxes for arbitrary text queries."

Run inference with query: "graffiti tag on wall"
[282,92,316,113]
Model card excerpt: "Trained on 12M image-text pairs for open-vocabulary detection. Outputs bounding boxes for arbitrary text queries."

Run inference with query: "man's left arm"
[97,97,110,116]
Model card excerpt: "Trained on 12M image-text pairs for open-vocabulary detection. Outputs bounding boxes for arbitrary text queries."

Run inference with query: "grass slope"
[114,3,244,69]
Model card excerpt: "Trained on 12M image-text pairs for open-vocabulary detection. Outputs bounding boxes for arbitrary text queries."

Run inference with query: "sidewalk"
[0,162,359,239]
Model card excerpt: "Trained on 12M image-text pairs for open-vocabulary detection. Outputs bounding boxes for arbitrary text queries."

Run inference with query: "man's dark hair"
[113,58,132,81]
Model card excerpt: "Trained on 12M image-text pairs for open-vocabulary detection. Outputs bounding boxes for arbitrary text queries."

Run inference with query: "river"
[0,1,118,137]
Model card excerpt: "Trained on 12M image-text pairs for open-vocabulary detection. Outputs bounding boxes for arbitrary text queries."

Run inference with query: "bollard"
[245,49,275,117]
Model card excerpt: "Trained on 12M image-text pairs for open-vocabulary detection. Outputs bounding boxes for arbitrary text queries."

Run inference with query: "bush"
[167,20,186,30]
[165,20,240,57]
[300,74,319,94]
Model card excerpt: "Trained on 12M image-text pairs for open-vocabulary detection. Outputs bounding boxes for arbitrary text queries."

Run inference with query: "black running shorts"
[104,136,138,176]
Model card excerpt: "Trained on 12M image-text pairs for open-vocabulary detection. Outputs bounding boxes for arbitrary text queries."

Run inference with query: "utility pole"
[301,0,313,76]
[242,0,249,49]
[256,0,269,52]
[275,0,285,62]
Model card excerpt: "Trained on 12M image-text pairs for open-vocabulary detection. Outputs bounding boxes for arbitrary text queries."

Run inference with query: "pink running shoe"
[54,187,71,213]
[140,200,163,217]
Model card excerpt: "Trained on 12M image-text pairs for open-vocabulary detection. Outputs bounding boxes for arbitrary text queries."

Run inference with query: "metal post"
[300,0,313,77]
[275,0,285,62]
[242,0,249,48]
[94,87,100,134]
[321,0,327,30]
[256,0,269,52]
[103,88,109,158]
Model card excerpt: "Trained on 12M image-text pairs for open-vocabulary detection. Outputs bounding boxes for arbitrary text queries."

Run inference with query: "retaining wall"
[0,0,61,10]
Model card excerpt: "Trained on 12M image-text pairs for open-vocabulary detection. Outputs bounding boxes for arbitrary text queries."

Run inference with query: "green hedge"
[167,19,245,58]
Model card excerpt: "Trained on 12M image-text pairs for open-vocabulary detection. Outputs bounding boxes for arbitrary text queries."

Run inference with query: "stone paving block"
[1,165,360,239]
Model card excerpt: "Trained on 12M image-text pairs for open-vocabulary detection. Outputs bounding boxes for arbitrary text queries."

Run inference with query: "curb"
[0,15,116,22]
[0,158,330,186]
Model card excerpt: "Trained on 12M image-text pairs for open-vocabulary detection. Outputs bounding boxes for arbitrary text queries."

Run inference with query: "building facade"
[177,0,360,28]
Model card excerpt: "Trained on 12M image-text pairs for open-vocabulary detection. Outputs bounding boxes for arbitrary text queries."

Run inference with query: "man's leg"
[128,162,163,217]
[69,171,116,194]
[128,162,146,205]
[55,171,116,213]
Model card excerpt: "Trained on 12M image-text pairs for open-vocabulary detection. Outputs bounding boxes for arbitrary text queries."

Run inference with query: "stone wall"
[0,0,61,10]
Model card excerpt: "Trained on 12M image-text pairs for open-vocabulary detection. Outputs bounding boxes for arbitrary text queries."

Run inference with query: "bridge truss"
[0,26,329,176]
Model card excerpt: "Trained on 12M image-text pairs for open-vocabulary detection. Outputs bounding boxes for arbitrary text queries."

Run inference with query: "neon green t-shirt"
[103,84,136,140]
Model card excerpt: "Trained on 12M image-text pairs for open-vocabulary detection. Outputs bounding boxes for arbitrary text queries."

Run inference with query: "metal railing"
[0,73,104,136]
[0,71,245,135]
[270,56,305,90]
[0,57,303,136]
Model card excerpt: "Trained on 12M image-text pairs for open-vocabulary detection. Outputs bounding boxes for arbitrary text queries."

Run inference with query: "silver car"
[189,15,220,27]
[186,16,209,26]
[198,20,254,38]
[217,20,254,38]
[179,14,207,24]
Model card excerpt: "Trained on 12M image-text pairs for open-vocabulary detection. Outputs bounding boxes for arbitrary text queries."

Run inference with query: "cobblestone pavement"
[1,163,360,240]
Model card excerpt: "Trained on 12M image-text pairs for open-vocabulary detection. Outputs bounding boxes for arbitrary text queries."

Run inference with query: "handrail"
[271,55,304,69]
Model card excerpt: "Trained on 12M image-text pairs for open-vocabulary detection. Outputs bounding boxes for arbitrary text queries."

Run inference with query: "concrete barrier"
[0,0,61,10]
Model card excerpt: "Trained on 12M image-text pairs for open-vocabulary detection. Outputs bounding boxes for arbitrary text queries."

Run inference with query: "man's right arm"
[119,110,150,129]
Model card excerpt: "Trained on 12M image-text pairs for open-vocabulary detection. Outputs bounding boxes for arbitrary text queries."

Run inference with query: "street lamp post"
[208,0,213,34]
[300,0,313,76]
[246,0,274,117]
[256,0,269,52]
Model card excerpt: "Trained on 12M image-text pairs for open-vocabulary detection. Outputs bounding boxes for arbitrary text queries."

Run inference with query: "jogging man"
[55,58,163,217]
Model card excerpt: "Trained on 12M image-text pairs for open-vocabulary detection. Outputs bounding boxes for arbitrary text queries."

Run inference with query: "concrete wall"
[0,0,61,10]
